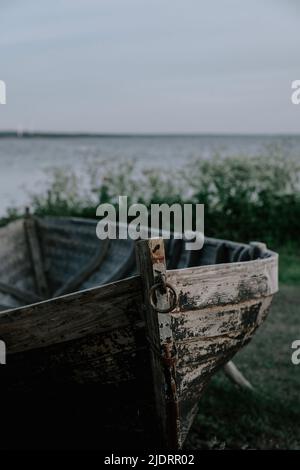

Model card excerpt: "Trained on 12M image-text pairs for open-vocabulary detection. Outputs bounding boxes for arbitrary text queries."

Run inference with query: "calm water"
[0,134,299,216]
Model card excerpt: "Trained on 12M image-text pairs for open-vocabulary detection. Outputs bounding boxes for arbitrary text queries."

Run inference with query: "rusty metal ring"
[149,282,178,313]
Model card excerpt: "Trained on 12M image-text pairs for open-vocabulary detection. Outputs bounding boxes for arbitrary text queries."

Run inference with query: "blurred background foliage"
[22,152,300,249]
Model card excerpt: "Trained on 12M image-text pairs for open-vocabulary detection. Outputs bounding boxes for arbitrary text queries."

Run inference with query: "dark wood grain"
[0,276,142,354]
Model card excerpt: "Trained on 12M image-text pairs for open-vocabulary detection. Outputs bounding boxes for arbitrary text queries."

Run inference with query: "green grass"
[278,244,300,285]
[185,257,300,449]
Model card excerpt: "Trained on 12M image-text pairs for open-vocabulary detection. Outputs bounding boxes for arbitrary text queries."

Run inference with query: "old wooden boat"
[0,216,278,449]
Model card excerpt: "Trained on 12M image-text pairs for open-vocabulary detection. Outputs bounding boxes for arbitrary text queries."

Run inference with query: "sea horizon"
[0,130,300,138]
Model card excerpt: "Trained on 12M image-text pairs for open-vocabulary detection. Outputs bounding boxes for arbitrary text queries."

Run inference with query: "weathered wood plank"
[174,297,272,384]
[170,295,272,342]
[172,295,273,443]
[168,254,278,312]
[136,239,168,447]
[136,238,181,449]
[0,219,36,306]
[0,276,142,354]
[1,327,145,389]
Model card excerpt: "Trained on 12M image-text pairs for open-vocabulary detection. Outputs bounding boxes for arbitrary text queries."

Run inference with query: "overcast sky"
[0,0,299,134]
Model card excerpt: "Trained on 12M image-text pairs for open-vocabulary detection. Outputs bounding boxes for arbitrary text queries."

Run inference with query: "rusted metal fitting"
[161,355,177,367]
[161,342,178,367]
[149,278,178,313]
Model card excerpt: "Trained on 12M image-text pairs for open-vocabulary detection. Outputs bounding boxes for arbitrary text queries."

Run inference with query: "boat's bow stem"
[136,238,181,449]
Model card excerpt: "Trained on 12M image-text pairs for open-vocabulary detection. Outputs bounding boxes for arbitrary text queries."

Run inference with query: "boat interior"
[0,216,271,311]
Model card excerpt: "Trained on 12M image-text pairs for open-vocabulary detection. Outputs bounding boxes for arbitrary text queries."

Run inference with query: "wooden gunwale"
[0,275,142,355]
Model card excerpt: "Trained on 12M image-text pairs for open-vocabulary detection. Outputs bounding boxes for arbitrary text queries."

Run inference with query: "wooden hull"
[173,296,273,443]
[0,217,278,449]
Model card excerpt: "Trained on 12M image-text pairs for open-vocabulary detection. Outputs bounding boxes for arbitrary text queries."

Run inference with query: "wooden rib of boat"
[0,216,278,449]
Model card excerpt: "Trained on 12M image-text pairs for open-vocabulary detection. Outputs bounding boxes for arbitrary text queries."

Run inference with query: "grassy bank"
[20,152,300,249]
[278,244,300,284]
[2,152,300,248]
